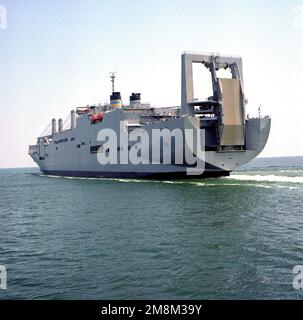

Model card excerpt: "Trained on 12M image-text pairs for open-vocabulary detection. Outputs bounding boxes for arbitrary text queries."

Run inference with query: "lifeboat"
[90,112,104,123]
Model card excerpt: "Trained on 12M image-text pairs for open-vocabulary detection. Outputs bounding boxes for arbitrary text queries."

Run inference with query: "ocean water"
[0,156,303,300]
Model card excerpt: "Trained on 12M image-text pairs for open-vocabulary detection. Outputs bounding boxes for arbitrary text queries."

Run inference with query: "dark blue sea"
[1,156,303,299]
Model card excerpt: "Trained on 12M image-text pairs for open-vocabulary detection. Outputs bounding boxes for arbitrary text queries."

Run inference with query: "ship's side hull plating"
[41,166,230,180]
[29,110,271,179]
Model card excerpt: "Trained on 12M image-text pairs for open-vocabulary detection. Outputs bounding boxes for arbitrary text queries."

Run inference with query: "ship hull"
[29,111,271,179]
[41,163,230,179]
[41,170,230,179]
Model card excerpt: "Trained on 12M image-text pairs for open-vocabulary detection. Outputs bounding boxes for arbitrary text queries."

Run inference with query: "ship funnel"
[58,118,63,132]
[110,92,122,108]
[51,118,57,135]
[129,93,141,106]
[71,110,76,130]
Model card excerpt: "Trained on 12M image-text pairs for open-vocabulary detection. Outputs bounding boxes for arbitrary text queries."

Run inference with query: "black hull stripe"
[41,170,230,179]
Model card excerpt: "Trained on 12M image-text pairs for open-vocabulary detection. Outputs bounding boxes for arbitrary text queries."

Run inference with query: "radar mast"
[110,72,116,93]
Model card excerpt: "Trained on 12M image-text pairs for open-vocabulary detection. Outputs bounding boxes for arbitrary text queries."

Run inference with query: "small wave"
[277,169,303,174]
[39,174,105,181]
[194,182,273,188]
[163,180,188,185]
[115,179,152,183]
[192,182,206,186]
[227,174,303,184]
[63,176,99,180]
[39,174,61,178]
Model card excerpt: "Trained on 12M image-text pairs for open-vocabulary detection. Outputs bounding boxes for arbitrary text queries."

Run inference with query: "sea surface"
[0,156,303,300]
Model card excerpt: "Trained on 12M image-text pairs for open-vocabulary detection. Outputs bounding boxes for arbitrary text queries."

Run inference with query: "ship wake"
[226,174,303,184]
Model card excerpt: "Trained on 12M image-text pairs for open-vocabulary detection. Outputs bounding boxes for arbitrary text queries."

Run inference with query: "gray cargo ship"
[29,52,271,179]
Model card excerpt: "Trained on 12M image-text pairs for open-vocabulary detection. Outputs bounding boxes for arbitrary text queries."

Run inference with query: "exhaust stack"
[71,110,76,130]
[51,118,57,136]
[58,119,63,132]
[129,93,141,106]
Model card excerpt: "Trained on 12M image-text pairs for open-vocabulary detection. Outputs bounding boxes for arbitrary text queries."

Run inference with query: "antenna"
[109,72,116,93]
[258,105,261,118]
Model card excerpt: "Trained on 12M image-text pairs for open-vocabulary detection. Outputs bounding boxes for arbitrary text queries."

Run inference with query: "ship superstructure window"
[117,146,131,151]
[77,144,81,148]
[71,137,75,141]
[90,145,103,153]
[54,138,68,144]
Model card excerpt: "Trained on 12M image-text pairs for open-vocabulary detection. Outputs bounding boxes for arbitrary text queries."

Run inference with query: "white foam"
[115,179,150,183]
[38,172,302,188]
[278,169,303,173]
[196,182,273,188]
[42,174,60,178]
[227,174,303,184]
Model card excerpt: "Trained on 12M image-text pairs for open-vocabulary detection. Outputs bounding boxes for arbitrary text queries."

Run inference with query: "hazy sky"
[1,0,303,168]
